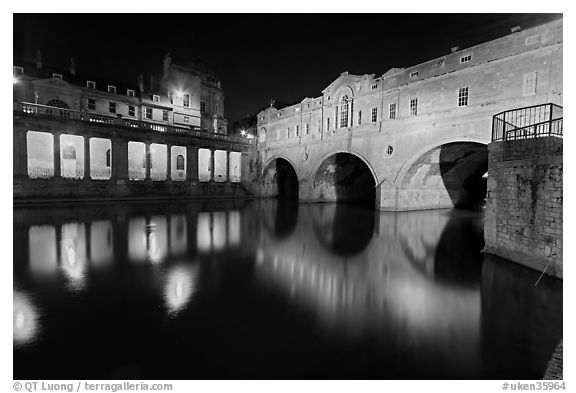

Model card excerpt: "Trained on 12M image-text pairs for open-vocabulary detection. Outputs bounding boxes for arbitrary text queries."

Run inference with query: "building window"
[13,66,24,76]
[458,87,469,107]
[128,105,135,117]
[53,73,63,80]
[162,110,169,121]
[525,34,541,45]
[106,149,111,167]
[87,98,96,111]
[409,98,418,116]
[305,123,310,134]
[184,116,189,123]
[200,101,206,113]
[306,103,310,109]
[87,81,96,90]
[389,103,397,119]
[153,95,160,102]
[385,145,394,156]
[371,108,377,123]
[183,94,190,108]
[108,85,116,94]
[334,106,338,128]
[523,72,537,96]
[327,118,330,131]
[296,124,300,136]
[339,96,350,128]
[127,89,135,97]
[371,83,378,90]
[460,54,472,63]
[176,155,185,170]
[109,102,116,114]
[144,107,152,119]
[357,110,362,125]
[410,71,419,78]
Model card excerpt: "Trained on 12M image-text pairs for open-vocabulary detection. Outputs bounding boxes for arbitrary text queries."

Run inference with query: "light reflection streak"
[13,290,40,347]
[164,265,199,316]
[60,223,87,290]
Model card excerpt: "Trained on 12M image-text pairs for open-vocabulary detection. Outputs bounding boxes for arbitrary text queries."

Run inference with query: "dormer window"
[153,95,160,102]
[410,71,419,78]
[127,89,135,97]
[460,54,472,63]
[371,83,378,90]
[52,73,62,80]
[87,81,96,90]
[108,85,116,94]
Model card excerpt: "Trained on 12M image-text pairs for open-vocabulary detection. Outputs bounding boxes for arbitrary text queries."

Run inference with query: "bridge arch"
[309,150,378,205]
[395,138,488,210]
[260,156,299,199]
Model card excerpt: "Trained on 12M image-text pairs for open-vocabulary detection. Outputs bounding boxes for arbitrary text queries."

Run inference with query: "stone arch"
[396,139,488,210]
[309,150,378,204]
[260,156,299,199]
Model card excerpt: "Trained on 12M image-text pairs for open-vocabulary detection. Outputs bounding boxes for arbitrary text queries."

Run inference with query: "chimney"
[163,53,172,77]
[34,49,42,69]
[69,57,76,76]
[511,26,521,33]
[137,75,144,93]
[450,46,460,53]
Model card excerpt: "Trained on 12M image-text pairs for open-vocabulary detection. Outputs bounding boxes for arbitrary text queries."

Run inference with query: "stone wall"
[484,137,562,277]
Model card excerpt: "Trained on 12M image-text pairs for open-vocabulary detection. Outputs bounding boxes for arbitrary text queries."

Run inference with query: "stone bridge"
[255,19,563,211]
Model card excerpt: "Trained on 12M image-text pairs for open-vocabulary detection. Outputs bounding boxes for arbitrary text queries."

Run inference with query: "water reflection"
[13,290,40,347]
[14,200,562,379]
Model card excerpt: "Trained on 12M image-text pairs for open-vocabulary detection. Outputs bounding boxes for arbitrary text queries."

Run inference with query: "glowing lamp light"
[13,291,40,346]
[240,130,246,136]
[174,90,184,99]
[13,76,18,84]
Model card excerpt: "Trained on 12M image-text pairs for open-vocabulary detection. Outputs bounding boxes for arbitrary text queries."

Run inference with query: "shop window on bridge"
[89,138,112,180]
[229,152,241,183]
[214,150,227,182]
[171,146,187,181]
[27,131,54,179]
[128,141,146,181]
[198,148,212,182]
[150,143,167,181]
[60,134,84,179]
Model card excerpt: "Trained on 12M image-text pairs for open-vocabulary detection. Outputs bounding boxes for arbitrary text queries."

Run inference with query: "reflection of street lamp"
[240,130,246,136]
[13,76,18,84]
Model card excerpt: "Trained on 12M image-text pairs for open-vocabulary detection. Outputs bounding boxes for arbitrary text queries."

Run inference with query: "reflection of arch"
[310,151,377,204]
[176,154,185,170]
[311,204,375,256]
[261,200,299,239]
[46,99,69,109]
[398,140,488,209]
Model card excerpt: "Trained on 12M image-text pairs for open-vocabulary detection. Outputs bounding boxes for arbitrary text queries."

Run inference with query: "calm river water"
[13,199,562,379]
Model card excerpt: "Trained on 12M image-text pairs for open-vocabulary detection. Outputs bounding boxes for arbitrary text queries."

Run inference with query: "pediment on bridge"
[381,68,404,78]
[321,72,363,97]
[32,78,81,91]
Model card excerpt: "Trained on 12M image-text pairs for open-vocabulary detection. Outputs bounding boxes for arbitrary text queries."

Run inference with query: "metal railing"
[14,101,250,144]
[492,103,563,142]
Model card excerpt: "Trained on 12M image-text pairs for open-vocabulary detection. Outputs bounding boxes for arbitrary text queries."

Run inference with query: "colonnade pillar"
[187,146,198,183]
[53,132,61,179]
[84,137,91,180]
[111,139,128,182]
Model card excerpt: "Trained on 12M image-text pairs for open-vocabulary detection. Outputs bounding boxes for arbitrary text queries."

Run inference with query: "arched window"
[340,96,350,128]
[176,154,185,170]
[106,149,111,167]
[46,99,69,109]
[62,145,76,160]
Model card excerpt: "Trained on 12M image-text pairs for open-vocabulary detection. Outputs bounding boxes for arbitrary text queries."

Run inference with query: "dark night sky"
[13,13,562,123]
